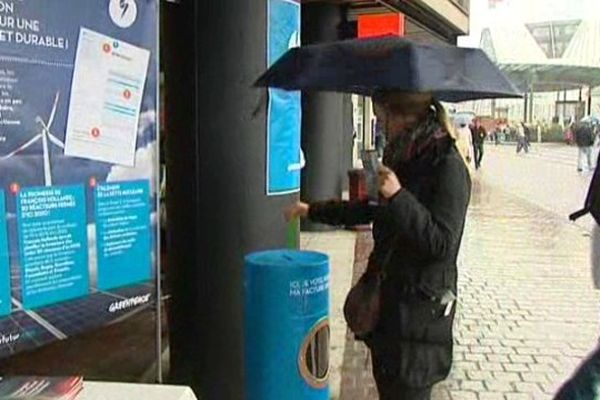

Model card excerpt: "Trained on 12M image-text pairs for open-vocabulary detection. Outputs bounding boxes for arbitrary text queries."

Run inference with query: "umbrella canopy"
[452,111,476,126]
[255,36,522,103]
[581,115,600,125]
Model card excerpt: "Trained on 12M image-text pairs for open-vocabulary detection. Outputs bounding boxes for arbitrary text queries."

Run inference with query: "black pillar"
[300,3,350,232]
[163,1,297,399]
[523,93,528,123]
[341,95,354,191]
[588,87,593,116]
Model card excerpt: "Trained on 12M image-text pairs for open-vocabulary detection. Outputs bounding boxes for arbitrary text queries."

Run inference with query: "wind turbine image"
[0,92,64,187]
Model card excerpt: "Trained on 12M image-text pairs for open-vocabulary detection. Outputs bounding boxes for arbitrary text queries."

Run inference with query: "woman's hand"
[378,166,402,199]
[284,202,310,222]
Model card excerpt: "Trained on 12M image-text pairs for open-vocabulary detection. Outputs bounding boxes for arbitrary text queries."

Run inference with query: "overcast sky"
[458,0,600,48]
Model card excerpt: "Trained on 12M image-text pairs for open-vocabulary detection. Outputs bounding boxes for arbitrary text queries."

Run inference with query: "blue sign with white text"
[95,180,151,290]
[0,192,10,317]
[16,185,89,309]
[267,0,302,195]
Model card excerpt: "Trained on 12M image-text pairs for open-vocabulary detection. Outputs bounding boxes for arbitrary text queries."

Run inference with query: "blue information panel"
[267,0,302,196]
[95,181,151,290]
[0,0,157,357]
[16,185,89,309]
[0,192,10,317]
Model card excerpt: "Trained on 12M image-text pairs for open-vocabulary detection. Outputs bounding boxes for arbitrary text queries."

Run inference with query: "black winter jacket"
[308,139,471,388]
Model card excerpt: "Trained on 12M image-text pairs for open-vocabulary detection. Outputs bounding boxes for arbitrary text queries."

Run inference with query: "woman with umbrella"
[259,36,520,399]
[286,91,470,399]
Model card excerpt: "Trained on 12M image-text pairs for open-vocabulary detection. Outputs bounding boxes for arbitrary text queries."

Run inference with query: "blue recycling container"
[244,250,330,400]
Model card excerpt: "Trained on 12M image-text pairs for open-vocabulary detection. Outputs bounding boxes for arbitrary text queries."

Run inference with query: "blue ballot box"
[244,250,330,400]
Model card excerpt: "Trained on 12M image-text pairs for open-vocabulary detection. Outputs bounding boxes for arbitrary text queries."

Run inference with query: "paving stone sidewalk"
[339,178,600,400]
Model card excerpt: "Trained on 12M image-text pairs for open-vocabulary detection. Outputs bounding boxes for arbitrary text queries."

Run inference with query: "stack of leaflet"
[0,376,83,399]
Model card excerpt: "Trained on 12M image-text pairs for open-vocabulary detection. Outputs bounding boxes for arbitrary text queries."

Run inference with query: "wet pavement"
[339,144,600,400]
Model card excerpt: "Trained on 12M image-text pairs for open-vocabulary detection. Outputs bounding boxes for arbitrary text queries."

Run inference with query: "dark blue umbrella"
[255,36,522,102]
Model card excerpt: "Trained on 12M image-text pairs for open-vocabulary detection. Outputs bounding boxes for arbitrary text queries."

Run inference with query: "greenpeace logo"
[108,294,151,313]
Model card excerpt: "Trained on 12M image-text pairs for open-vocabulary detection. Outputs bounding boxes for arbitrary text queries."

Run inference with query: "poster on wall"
[267,0,301,196]
[0,0,158,357]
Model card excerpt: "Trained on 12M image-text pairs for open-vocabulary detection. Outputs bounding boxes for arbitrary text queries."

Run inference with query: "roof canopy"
[480,19,600,91]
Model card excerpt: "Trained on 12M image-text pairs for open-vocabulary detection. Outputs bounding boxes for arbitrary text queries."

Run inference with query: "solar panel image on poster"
[0,0,158,357]
[36,286,153,337]
[0,311,57,355]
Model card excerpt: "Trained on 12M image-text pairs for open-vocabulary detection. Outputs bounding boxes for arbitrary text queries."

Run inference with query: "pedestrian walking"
[516,122,529,154]
[470,118,486,169]
[524,123,532,148]
[285,92,471,400]
[502,126,510,143]
[575,122,594,172]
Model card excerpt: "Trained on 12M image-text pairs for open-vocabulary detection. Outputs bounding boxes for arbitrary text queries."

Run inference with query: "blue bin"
[244,250,330,400]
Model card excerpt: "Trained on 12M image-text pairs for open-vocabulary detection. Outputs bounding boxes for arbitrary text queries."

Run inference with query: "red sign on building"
[358,13,405,38]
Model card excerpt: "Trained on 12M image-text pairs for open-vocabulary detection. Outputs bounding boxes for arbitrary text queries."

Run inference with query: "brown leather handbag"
[343,248,394,338]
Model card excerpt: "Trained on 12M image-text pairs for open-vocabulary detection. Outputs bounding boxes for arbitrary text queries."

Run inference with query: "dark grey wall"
[301,3,353,231]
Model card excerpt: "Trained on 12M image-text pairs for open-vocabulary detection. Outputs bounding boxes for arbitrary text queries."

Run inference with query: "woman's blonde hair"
[372,91,456,138]
[372,92,465,162]
[432,98,473,171]
[431,98,457,140]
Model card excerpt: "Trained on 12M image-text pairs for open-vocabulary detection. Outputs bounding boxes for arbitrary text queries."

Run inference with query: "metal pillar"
[163,1,297,398]
[301,3,350,232]
[523,93,528,123]
[528,89,534,123]
[588,86,593,116]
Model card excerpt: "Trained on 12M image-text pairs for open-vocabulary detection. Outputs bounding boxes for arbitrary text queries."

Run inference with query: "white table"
[79,382,197,400]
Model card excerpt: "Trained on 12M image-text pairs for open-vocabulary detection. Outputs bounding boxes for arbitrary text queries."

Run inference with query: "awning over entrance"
[500,63,600,92]
[481,19,600,92]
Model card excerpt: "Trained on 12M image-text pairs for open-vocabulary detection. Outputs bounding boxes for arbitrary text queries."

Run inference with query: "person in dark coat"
[575,122,595,172]
[285,92,471,400]
[470,118,486,169]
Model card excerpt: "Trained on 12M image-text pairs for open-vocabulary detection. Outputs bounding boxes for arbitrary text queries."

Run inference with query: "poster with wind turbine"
[0,93,64,187]
[0,0,158,363]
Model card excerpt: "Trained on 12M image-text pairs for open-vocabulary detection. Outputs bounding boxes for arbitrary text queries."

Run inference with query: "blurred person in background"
[575,121,595,173]
[516,122,529,154]
[470,118,486,170]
